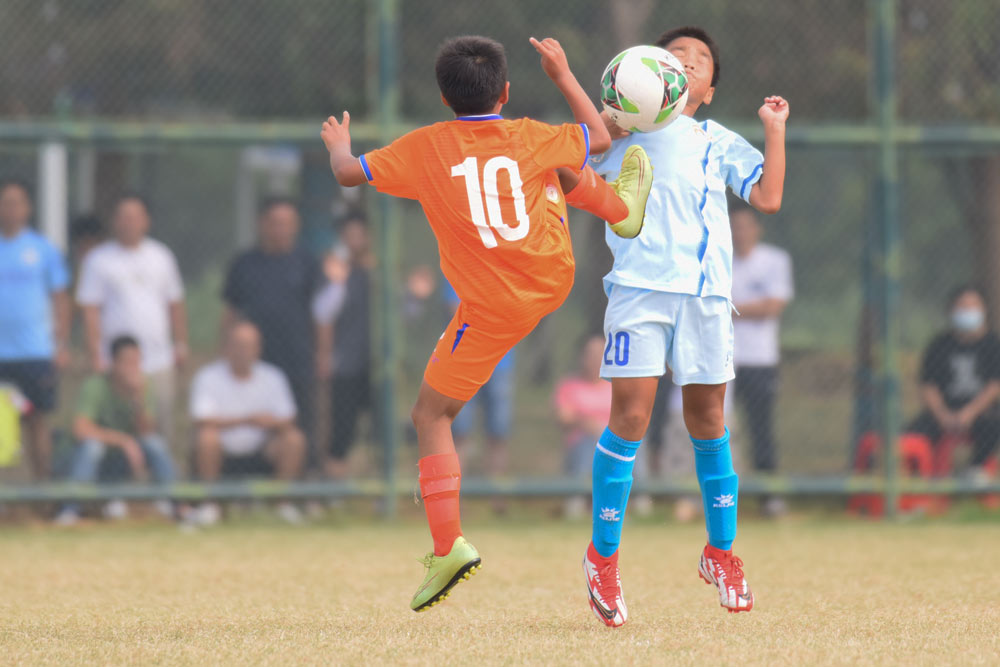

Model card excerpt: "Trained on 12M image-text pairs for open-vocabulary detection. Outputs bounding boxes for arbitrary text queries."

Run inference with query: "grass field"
[1,511,998,665]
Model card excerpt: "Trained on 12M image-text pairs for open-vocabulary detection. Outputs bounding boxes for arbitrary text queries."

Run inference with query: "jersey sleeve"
[715,124,764,202]
[43,241,70,292]
[75,252,105,305]
[919,336,947,387]
[520,120,589,173]
[361,129,427,200]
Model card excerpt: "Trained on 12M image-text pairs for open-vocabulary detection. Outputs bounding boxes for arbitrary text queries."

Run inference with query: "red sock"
[418,453,463,556]
[564,166,628,224]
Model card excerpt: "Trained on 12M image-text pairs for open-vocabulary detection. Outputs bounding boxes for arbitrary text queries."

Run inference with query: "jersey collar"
[456,114,503,121]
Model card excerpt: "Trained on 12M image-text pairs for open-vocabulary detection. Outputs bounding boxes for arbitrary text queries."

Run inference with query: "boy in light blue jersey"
[580,27,788,626]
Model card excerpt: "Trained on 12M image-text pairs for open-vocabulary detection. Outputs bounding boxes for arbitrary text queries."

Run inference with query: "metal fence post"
[874,0,901,518]
[376,0,401,517]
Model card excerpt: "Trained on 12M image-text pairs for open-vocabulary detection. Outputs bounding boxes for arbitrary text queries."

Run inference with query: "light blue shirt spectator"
[0,228,69,359]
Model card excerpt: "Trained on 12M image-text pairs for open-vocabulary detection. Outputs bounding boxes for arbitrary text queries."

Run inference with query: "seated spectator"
[907,285,1000,480]
[54,336,176,525]
[189,321,305,524]
[555,335,612,518]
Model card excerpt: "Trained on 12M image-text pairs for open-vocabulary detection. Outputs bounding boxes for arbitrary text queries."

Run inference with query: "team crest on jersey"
[20,248,40,266]
[545,184,561,203]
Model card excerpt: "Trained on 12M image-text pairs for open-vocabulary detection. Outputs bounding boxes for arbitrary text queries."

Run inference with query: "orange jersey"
[361,116,589,329]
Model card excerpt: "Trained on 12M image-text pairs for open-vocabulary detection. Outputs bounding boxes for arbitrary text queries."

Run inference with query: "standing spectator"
[907,285,1000,480]
[189,321,304,524]
[54,336,176,525]
[730,204,793,516]
[222,198,327,470]
[555,335,612,479]
[313,215,373,480]
[76,194,188,443]
[0,179,71,480]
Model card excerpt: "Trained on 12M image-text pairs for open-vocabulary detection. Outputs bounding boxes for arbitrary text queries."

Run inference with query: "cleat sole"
[411,558,482,613]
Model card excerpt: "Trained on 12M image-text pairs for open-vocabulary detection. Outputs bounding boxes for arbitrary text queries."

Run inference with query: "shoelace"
[596,559,621,606]
[718,554,745,584]
[419,554,436,569]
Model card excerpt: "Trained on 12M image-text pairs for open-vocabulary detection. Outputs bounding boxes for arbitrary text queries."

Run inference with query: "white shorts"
[600,284,735,385]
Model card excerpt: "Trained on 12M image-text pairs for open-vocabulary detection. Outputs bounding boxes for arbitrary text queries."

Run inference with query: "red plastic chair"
[848,432,935,517]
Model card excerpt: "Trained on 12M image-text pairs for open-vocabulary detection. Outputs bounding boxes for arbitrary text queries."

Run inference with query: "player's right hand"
[529,37,571,83]
[321,112,352,152]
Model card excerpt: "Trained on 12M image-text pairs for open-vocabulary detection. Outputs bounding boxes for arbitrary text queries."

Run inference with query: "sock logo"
[713,494,735,508]
[599,507,621,522]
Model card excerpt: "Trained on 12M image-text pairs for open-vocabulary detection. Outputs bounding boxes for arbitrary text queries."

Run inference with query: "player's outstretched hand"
[758,96,789,126]
[321,112,352,152]
[530,37,571,83]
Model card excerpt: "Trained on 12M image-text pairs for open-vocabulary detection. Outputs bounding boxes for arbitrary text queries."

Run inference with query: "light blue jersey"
[590,114,763,300]
[0,228,69,359]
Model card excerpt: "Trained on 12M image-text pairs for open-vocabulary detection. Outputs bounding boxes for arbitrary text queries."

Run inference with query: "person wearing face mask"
[906,285,1000,479]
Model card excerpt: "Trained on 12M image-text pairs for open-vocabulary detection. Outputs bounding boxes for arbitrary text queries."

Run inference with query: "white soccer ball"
[600,45,689,133]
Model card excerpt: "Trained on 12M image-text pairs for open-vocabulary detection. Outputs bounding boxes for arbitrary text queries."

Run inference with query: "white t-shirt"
[731,243,793,367]
[189,360,297,456]
[76,239,185,373]
[590,115,764,300]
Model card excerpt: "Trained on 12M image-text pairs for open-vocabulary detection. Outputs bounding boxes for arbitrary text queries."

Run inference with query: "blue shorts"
[0,360,57,412]
[601,285,735,386]
[452,361,513,439]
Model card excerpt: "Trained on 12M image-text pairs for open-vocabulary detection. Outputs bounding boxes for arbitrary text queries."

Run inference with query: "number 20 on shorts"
[604,331,630,366]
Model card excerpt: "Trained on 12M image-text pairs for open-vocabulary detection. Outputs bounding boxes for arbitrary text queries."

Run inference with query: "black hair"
[70,214,104,243]
[109,335,140,360]
[0,177,32,200]
[655,26,721,87]
[947,284,987,312]
[258,195,299,217]
[113,191,151,215]
[435,36,508,116]
[338,210,368,228]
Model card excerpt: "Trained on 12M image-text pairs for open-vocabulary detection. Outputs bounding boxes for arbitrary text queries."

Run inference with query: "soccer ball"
[600,45,689,133]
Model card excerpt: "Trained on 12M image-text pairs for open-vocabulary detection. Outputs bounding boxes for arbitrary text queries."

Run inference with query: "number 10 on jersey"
[451,156,530,248]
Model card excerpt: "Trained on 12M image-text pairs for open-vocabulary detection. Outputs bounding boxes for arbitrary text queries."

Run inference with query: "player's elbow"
[588,126,612,155]
[753,194,782,215]
[333,167,365,188]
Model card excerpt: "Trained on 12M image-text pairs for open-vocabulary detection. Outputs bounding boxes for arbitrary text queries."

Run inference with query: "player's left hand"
[758,96,789,125]
[321,112,352,152]
[529,37,571,83]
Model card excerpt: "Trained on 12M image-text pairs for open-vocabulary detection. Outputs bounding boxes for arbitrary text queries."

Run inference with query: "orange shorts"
[424,303,534,402]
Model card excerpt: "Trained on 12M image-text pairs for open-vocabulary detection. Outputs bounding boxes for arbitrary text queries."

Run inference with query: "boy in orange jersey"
[321,35,651,612]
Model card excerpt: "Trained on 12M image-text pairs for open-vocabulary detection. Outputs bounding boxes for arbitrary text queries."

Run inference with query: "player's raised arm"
[748,96,789,215]
[530,37,611,155]
[321,112,367,187]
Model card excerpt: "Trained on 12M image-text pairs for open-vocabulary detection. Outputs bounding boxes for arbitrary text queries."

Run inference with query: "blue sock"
[692,427,738,551]
[592,427,641,557]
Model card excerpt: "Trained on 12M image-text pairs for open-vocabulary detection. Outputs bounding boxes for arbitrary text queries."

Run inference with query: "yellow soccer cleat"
[607,145,653,239]
[410,536,482,612]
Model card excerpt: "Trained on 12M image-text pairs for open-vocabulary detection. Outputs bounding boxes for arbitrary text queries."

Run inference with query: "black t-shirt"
[920,331,1000,410]
[333,266,371,377]
[223,247,325,378]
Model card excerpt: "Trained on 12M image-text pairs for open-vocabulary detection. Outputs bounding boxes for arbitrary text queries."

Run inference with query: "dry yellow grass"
[0,513,997,665]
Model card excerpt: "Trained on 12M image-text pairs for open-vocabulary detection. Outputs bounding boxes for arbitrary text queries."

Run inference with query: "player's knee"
[613,405,652,440]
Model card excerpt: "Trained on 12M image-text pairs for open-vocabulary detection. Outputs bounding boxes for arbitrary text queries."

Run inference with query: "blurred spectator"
[444,281,513,482]
[189,320,304,524]
[730,204,793,516]
[556,335,612,478]
[76,194,188,443]
[222,197,327,471]
[0,179,71,480]
[906,285,1000,481]
[54,336,176,526]
[554,335,612,518]
[312,215,373,480]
